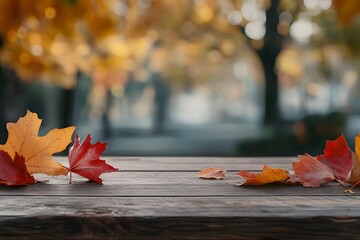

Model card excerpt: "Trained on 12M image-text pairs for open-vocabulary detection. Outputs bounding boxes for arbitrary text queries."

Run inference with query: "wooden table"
[0,157,359,239]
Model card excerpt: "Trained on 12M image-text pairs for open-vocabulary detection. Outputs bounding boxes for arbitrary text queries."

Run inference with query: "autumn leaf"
[0,110,75,176]
[317,134,352,181]
[288,172,302,184]
[355,133,360,160]
[346,152,360,184]
[197,167,226,180]
[236,165,289,186]
[345,135,360,191]
[68,134,117,184]
[0,151,35,186]
[292,154,335,187]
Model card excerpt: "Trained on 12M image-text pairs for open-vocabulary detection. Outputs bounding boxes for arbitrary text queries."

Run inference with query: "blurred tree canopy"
[0,0,359,125]
[0,0,244,88]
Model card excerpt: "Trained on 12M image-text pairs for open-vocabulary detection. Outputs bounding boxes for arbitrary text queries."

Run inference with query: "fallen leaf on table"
[346,152,360,184]
[0,110,75,176]
[317,134,352,181]
[345,135,360,192]
[68,134,118,184]
[288,172,302,184]
[197,167,226,180]
[292,154,335,187]
[0,151,35,186]
[356,133,360,160]
[236,165,288,186]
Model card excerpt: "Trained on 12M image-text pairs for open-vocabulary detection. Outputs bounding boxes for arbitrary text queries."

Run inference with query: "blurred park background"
[0,0,359,156]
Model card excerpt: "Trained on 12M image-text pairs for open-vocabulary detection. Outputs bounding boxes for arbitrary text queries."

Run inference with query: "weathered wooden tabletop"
[1,156,359,239]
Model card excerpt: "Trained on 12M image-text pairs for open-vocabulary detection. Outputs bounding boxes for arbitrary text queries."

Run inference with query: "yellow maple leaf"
[356,133,360,159]
[349,134,360,184]
[0,110,75,176]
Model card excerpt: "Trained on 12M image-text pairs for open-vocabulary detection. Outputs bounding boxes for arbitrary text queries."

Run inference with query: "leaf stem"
[69,171,72,184]
[344,180,360,194]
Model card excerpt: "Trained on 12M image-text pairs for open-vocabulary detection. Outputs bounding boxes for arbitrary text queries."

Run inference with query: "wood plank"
[0,196,359,239]
[0,171,350,197]
[54,156,297,171]
[0,155,356,239]
[106,156,297,171]
[32,171,346,188]
[34,171,253,185]
[1,215,359,240]
[0,180,350,196]
[0,196,359,218]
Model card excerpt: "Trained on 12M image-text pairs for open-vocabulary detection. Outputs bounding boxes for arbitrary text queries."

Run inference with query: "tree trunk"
[0,66,6,143]
[257,0,283,125]
[59,88,75,128]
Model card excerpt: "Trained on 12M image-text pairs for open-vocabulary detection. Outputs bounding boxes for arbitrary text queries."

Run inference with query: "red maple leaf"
[317,134,352,181]
[0,150,35,186]
[68,134,117,184]
[291,154,335,187]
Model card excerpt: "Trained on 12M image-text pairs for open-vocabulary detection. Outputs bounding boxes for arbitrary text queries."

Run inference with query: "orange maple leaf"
[197,167,226,180]
[236,165,289,186]
[0,110,75,176]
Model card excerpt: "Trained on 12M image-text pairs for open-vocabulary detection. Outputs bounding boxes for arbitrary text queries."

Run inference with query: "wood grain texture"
[0,156,357,239]
[54,156,297,171]
[0,196,359,218]
[0,174,348,197]
[0,216,360,240]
